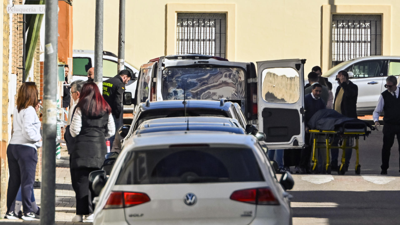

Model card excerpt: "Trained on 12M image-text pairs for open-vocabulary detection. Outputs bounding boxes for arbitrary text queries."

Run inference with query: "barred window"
[177,13,226,58]
[332,15,382,66]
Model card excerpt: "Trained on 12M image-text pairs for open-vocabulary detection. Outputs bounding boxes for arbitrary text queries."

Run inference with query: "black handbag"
[64,107,77,154]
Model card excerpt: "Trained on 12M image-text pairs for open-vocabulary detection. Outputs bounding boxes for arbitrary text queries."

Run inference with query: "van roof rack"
[165,54,228,61]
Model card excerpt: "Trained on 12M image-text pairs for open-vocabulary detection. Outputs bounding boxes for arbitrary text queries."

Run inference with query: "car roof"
[138,117,240,128]
[139,100,232,111]
[134,125,245,135]
[129,131,256,150]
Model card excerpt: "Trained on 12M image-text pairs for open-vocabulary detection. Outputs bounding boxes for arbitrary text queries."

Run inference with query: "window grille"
[177,13,226,58]
[332,15,382,66]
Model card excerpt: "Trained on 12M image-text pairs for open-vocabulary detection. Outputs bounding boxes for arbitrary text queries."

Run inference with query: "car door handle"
[367,81,378,85]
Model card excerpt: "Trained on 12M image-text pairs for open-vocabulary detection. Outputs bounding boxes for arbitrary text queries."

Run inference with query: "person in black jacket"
[103,70,133,148]
[63,65,71,109]
[373,76,400,175]
[299,84,326,173]
[70,82,115,222]
[331,70,358,173]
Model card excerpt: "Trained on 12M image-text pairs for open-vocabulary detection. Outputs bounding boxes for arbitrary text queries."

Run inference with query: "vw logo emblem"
[184,193,197,206]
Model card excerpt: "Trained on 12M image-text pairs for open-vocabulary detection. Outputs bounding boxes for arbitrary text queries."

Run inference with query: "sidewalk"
[0,144,91,225]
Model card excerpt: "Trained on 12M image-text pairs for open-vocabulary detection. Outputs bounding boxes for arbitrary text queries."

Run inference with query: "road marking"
[362,176,396,184]
[301,175,334,184]
[293,217,329,225]
[292,202,338,208]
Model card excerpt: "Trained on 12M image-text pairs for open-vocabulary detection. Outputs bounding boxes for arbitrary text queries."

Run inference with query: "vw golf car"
[91,131,294,225]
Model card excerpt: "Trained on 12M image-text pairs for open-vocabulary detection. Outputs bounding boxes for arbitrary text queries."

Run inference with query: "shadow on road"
[291,190,400,225]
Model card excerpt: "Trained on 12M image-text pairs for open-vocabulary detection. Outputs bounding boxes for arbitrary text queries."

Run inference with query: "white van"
[71,49,139,112]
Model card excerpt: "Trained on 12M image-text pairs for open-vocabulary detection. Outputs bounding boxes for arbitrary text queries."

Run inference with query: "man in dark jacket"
[299,84,326,173]
[103,70,134,147]
[331,70,358,172]
[305,72,329,106]
[373,76,400,175]
[63,65,71,109]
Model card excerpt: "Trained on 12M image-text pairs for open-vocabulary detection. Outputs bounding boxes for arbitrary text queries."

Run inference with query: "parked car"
[134,117,246,135]
[130,55,306,150]
[322,56,400,115]
[72,49,139,112]
[91,131,294,225]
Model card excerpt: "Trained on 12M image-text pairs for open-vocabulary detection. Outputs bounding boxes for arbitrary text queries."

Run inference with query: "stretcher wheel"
[355,164,361,175]
[338,164,346,175]
[326,166,331,174]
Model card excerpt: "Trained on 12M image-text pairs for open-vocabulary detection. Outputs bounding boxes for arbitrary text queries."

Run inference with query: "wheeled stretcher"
[308,122,372,175]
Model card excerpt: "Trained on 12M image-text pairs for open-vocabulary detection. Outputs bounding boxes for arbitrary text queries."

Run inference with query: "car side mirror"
[119,125,130,138]
[90,170,107,197]
[255,132,267,142]
[280,172,295,190]
[348,71,354,78]
[246,124,258,135]
[123,92,132,105]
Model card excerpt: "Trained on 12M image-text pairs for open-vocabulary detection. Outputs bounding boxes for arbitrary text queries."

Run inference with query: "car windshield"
[162,67,246,101]
[134,108,229,129]
[115,147,264,184]
[322,60,355,78]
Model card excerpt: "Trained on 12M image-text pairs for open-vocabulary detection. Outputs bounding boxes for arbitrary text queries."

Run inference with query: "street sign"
[7,5,45,14]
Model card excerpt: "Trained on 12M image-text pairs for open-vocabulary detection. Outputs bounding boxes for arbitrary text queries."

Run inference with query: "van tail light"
[230,188,279,205]
[104,192,151,209]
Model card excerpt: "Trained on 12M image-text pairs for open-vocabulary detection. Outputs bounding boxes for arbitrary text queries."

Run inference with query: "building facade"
[73,0,400,74]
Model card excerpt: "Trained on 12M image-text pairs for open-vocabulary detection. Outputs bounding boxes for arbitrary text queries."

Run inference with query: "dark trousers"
[331,137,353,169]
[109,114,123,149]
[299,133,312,169]
[6,144,37,214]
[381,123,400,170]
[71,167,98,215]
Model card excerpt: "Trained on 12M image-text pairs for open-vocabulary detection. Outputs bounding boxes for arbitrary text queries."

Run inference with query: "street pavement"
[0,128,399,224]
[0,145,88,225]
[290,129,400,225]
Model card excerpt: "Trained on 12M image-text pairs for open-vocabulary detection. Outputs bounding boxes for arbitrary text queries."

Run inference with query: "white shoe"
[84,213,94,222]
[72,214,83,222]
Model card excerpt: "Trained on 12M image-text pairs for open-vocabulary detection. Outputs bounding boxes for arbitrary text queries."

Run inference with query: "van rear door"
[257,59,305,150]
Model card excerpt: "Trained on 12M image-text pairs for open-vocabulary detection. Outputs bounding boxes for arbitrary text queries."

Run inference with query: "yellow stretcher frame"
[308,130,369,175]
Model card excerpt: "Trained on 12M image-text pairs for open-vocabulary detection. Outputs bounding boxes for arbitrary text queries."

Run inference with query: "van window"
[162,67,245,101]
[261,68,299,104]
[103,60,118,78]
[388,61,400,76]
[116,147,264,184]
[137,68,152,102]
[73,57,92,76]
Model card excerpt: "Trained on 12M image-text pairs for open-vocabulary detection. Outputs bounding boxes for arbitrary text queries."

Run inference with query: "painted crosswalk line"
[362,176,396,184]
[301,175,334,184]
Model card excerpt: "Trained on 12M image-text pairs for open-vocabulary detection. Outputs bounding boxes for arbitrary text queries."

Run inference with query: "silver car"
[92,131,294,225]
[322,56,400,115]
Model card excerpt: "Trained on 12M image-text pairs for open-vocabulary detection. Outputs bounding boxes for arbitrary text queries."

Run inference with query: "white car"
[72,49,139,111]
[92,131,294,225]
[322,56,400,115]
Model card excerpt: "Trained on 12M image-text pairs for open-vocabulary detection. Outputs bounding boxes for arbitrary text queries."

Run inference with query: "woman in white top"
[69,82,115,222]
[5,82,41,220]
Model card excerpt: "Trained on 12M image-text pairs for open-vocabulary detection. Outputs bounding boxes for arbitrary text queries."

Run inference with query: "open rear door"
[257,59,305,150]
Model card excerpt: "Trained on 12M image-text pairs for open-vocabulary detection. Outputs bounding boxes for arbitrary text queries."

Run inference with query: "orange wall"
[58,1,73,65]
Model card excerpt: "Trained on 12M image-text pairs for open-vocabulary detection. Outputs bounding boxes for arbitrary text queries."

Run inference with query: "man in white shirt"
[373,76,400,175]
